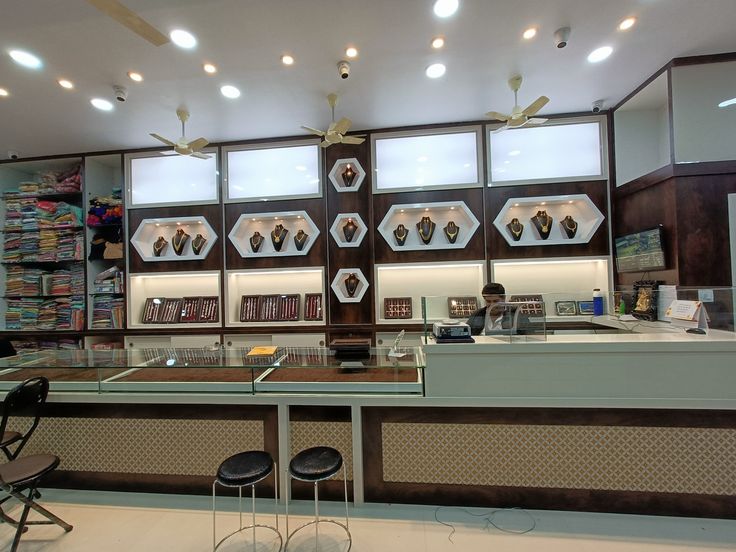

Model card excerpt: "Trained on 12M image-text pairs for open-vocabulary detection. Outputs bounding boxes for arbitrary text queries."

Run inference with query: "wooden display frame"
[198,296,219,323]
[239,295,260,322]
[142,297,165,324]
[277,294,300,321]
[180,297,202,323]
[383,297,413,319]
[304,293,323,321]
[509,294,545,315]
[160,298,182,324]
[447,296,479,319]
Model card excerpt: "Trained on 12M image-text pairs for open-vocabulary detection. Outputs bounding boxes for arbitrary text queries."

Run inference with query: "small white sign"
[698,289,715,303]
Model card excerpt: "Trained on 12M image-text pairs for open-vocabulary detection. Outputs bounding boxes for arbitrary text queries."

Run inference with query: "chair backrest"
[0,377,50,459]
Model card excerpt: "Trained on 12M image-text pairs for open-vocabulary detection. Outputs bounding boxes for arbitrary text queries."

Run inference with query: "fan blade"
[333,117,352,135]
[341,135,365,145]
[522,96,549,116]
[486,111,510,122]
[187,137,209,152]
[527,118,548,125]
[190,152,211,160]
[320,140,331,148]
[492,125,509,134]
[301,126,325,137]
[150,133,176,147]
[86,0,169,46]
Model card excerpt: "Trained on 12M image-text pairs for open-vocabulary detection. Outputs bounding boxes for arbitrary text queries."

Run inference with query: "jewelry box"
[447,296,479,318]
[384,297,413,319]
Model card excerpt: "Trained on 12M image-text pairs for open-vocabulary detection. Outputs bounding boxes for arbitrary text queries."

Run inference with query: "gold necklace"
[510,221,523,238]
[537,214,550,233]
[395,226,407,239]
[445,224,458,239]
[564,218,577,231]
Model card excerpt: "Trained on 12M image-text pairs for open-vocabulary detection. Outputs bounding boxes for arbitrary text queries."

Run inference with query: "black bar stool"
[285,446,351,551]
[212,450,282,551]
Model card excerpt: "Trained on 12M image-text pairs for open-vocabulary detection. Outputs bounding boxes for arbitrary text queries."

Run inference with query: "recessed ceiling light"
[718,97,736,108]
[345,47,358,58]
[90,98,114,111]
[425,63,446,78]
[9,49,43,69]
[0,88,8,97]
[522,27,537,40]
[431,36,445,49]
[587,46,613,63]
[203,63,217,74]
[57,79,74,89]
[433,0,459,18]
[281,54,294,66]
[128,71,143,82]
[169,29,197,49]
[220,84,240,99]
[508,150,521,156]
[618,17,636,31]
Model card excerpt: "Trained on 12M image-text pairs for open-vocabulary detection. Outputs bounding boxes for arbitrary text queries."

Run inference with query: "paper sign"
[666,300,709,330]
[698,289,715,303]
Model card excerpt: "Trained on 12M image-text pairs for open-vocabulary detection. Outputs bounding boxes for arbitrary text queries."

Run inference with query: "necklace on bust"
[509,218,523,238]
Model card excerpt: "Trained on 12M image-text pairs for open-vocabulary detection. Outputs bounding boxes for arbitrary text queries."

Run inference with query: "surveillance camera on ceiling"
[113,85,128,102]
[7,150,19,160]
[591,99,604,113]
[554,27,571,48]
[337,60,351,80]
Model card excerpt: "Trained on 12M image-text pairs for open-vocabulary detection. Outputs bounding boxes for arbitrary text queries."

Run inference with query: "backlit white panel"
[374,131,479,190]
[490,122,602,183]
[129,154,218,206]
[227,145,320,200]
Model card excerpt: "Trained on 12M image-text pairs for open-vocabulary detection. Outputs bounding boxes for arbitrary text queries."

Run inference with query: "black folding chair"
[0,377,49,461]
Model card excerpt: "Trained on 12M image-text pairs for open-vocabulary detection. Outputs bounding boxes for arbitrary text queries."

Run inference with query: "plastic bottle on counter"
[593,288,604,316]
[619,298,626,315]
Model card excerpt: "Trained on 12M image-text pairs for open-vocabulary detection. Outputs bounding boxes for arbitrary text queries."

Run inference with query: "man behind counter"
[466,282,523,336]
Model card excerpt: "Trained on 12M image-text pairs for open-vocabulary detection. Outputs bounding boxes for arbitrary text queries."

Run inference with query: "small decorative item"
[443,221,459,244]
[344,272,360,297]
[250,231,264,253]
[531,210,553,240]
[506,218,524,241]
[240,295,261,322]
[384,297,413,319]
[294,229,309,251]
[416,216,435,245]
[278,294,300,321]
[341,164,357,187]
[153,236,168,257]
[632,280,662,321]
[198,296,219,322]
[393,224,409,246]
[161,298,182,323]
[304,293,323,321]
[577,301,595,315]
[447,297,479,318]
[509,295,544,315]
[171,228,190,255]
[271,224,289,252]
[142,297,165,323]
[555,301,578,316]
[180,297,202,323]
[259,295,281,321]
[342,218,358,242]
[561,215,578,239]
[191,233,207,255]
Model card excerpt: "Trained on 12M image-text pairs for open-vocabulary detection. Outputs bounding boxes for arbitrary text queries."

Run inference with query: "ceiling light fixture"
[522,27,537,40]
[128,71,143,82]
[587,46,613,63]
[618,17,636,31]
[281,54,294,66]
[431,36,445,49]
[433,0,459,18]
[8,49,43,69]
[425,63,446,78]
[57,79,74,89]
[220,84,241,99]
[719,97,736,108]
[169,29,197,49]
[0,88,8,97]
[345,47,358,58]
[203,63,217,74]
[90,98,114,111]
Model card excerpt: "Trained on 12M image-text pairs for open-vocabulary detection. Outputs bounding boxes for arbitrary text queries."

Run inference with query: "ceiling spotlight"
[9,49,43,69]
[431,36,445,49]
[203,63,217,74]
[588,46,613,63]
[425,63,446,78]
[281,54,294,66]
[57,79,74,89]
[718,97,736,108]
[90,98,114,111]
[345,47,358,58]
[618,17,636,31]
[433,0,459,18]
[127,71,143,82]
[169,29,197,49]
[220,84,241,99]
[522,27,537,40]
[0,88,8,97]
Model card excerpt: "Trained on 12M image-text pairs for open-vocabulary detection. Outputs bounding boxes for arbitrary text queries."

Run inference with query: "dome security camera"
[337,60,351,79]
[113,85,128,102]
[7,150,19,160]
[554,27,571,49]
[592,99,604,113]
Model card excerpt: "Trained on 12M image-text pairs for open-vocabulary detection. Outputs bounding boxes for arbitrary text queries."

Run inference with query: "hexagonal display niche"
[331,268,369,303]
[329,213,367,248]
[328,158,365,192]
[492,194,604,247]
[131,216,218,262]
[229,210,320,258]
[377,200,480,252]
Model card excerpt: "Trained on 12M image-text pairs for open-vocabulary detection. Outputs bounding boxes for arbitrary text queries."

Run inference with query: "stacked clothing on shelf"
[93,266,124,294]
[5,267,42,296]
[4,229,83,262]
[5,296,84,331]
[5,165,82,197]
[91,296,124,329]
[3,199,82,231]
[4,265,84,296]
[86,189,123,227]
[9,338,81,355]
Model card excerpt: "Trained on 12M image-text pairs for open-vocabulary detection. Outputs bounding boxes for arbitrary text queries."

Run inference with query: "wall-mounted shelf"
[492,194,604,247]
[328,158,366,192]
[130,216,217,261]
[228,210,320,258]
[377,200,480,252]
[331,268,369,303]
[329,213,367,248]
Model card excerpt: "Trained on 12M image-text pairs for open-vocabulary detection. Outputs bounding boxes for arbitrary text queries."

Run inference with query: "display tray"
[254,366,423,394]
[101,367,258,393]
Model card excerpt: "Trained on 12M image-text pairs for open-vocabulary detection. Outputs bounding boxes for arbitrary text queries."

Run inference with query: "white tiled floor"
[1,489,735,551]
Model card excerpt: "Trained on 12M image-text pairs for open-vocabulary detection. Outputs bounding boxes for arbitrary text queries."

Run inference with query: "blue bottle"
[593,289,604,316]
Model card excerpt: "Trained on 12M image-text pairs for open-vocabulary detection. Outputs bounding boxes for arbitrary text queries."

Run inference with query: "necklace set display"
[152,228,208,257]
[393,217,461,246]
[506,211,578,241]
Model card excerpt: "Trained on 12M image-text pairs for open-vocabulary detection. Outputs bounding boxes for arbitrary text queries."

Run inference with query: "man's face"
[483,294,505,315]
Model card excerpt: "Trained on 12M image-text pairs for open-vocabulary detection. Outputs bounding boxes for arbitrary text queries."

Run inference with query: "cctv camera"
[7,151,19,160]
[554,27,571,49]
[337,60,351,80]
[113,85,128,102]
[592,100,604,113]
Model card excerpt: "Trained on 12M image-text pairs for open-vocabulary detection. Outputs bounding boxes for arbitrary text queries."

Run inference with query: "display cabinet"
[130,216,218,262]
[331,268,370,303]
[329,213,367,248]
[328,158,366,192]
[228,210,320,258]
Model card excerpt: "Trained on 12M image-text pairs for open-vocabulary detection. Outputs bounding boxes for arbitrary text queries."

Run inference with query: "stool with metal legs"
[285,446,351,551]
[213,450,282,551]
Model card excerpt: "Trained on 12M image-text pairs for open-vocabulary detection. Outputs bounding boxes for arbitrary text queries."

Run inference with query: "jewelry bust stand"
[506,218,524,241]
[443,221,459,244]
[393,224,409,246]
[341,164,357,187]
[345,272,359,297]
[416,216,435,245]
[191,233,207,255]
[271,224,289,252]
[561,215,578,239]
[294,229,309,251]
[172,228,190,255]
[342,218,358,242]
[250,231,264,253]
[153,236,168,257]
[531,210,553,240]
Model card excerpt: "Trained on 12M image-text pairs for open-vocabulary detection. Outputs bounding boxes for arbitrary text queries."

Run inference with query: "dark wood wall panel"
[486,180,610,260]
[128,204,223,273]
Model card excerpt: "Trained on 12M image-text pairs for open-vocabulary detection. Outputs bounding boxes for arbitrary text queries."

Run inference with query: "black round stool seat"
[216,450,273,487]
[289,446,343,482]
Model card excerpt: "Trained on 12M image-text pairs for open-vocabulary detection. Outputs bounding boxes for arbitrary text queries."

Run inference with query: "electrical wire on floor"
[434,506,536,543]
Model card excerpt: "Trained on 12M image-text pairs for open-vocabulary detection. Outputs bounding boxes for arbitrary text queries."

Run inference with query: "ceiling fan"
[301,94,366,148]
[150,109,211,159]
[86,0,169,46]
[486,75,549,133]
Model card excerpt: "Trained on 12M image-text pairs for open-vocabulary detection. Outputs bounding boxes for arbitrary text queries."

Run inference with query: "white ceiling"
[1,0,735,158]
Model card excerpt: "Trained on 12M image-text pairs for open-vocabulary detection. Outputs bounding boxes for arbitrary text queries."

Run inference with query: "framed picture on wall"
[576,301,595,315]
[555,301,577,316]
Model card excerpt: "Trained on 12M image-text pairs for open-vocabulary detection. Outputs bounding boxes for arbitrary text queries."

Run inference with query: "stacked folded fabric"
[5,165,82,197]
[5,266,42,295]
[92,296,125,329]
[86,190,123,226]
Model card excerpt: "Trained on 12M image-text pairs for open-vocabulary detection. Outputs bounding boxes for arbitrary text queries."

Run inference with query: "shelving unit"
[329,213,367,248]
[228,210,320,258]
[130,215,217,262]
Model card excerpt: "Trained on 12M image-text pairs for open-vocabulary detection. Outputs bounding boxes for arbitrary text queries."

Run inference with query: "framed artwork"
[555,300,577,316]
[576,300,595,315]
[632,280,662,321]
